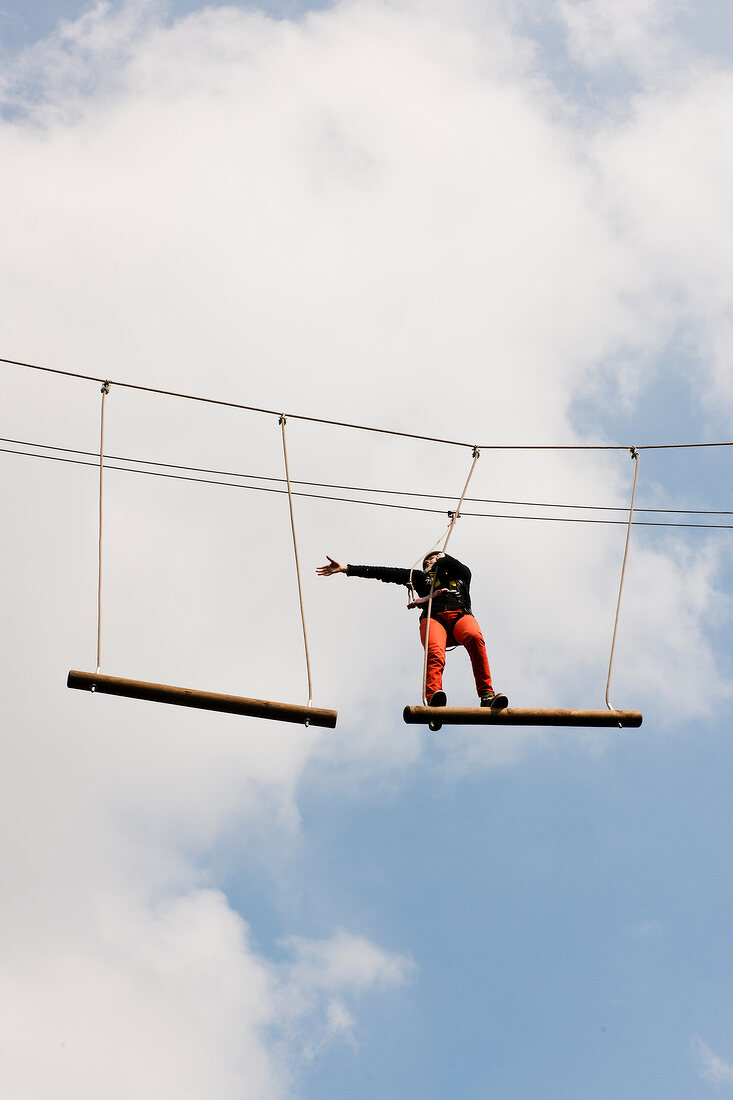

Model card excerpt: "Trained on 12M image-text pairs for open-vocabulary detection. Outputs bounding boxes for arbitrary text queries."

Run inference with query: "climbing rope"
[605,447,640,712]
[418,447,481,704]
[279,417,313,714]
[96,382,111,674]
[442,447,481,556]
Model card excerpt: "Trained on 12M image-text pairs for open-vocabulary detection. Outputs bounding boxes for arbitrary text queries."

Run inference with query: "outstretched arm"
[316,557,413,587]
[316,555,347,577]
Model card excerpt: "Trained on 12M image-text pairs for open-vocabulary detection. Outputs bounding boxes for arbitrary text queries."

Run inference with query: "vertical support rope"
[421,447,481,704]
[605,447,639,712]
[96,382,111,674]
[279,416,313,712]
[441,447,481,557]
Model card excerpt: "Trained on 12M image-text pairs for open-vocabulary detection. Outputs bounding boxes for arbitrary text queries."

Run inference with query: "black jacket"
[346,553,472,619]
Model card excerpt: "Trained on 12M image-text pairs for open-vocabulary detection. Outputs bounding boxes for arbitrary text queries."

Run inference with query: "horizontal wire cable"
[3,354,733,452]
[1,434,731,517]
[3,442,732,529]
[0,357,483,450]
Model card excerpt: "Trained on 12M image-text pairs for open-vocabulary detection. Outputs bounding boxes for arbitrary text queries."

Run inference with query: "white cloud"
[1,887,412,1099]
[692,1037,733,1088]
[1,889,279,1099]
[1,0,732,1094]
[0,0,162,112]
[558,0,686,75]
[590,68,733,414]
[278,930,415,1060]
[283,927,416,992]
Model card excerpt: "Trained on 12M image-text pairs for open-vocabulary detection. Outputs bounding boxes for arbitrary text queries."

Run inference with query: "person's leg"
[452,615,493,696]
[419,616,448,698]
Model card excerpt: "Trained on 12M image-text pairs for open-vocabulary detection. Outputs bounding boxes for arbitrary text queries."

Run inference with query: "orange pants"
[419,610,493,698]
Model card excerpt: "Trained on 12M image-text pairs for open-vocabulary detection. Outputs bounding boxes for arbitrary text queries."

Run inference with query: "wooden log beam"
[403,706,642,728]
[67,670,338,728]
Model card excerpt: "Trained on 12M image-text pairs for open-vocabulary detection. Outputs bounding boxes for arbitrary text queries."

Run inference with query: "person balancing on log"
[316,550,508,712]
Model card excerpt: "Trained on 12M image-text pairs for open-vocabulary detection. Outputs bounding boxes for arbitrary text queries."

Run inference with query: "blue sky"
[2,1,733,1098]
[0,0,333,49]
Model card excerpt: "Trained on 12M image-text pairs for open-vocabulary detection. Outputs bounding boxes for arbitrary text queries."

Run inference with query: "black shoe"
[480,691,508,709]
[428,690,446,731]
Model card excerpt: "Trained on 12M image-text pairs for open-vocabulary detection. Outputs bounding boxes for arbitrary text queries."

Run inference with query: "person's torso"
[418,557,471,615]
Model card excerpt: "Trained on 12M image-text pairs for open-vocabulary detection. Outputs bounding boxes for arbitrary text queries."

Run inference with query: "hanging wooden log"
[68,670,337,728]
[403,705,642,728]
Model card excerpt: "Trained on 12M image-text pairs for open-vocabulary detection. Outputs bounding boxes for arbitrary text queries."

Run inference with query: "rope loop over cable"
[605,447,640,714]
[279,415,313,719]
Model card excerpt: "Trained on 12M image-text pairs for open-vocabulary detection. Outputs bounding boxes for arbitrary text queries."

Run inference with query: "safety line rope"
[420,447,481,705]
[442,448,481,556]
[605,448,640,712]
[279,417,313,711]
[3,440,733,529]
[4,355,733,453]
[0,432,725,514]
[0,431,726,512]
[4,441,732,529]
[3,432,733,515]
[408,550,435,700]
[96,382,110,673]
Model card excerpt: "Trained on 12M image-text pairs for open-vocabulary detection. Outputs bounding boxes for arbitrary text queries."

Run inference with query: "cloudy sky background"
[2,0,733,1096]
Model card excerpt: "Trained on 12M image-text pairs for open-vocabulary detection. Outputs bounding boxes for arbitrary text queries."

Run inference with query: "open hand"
[316,555,346,577]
